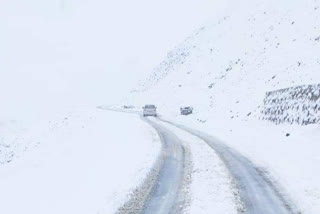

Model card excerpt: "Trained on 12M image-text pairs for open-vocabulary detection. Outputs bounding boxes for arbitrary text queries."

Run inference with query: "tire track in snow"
[101,107,297,213]
[141,118,186,214]
[160,118,297,214]
[115,116,187,214]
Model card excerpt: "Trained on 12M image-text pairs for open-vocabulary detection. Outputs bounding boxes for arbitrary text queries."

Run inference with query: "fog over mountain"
[0,0,228,118]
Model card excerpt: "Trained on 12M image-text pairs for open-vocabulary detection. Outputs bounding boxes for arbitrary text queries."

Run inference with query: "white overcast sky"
[0,0,229,115]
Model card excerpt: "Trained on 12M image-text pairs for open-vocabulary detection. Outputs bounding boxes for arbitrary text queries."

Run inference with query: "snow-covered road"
[148,118,240,214]
[113,110,239,214]
[108,107,297,213]
[4,106,297,213]
[160,118,296,214]
[142,118,185,214]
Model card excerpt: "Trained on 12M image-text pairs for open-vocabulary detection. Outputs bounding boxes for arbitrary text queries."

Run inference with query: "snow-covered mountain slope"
[127,0,320,213]
[132,0,320,121]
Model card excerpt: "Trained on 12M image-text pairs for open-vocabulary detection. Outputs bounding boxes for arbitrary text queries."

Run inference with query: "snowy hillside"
[132,0,320,121]
[128,0,320,213]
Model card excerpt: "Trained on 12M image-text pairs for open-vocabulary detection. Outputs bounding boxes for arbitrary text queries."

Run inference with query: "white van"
[143,105,157,117]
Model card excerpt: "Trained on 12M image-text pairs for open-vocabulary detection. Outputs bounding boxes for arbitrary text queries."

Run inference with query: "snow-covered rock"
[261,83,320,125]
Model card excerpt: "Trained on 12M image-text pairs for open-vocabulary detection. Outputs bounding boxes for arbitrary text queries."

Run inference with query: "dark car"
[180,107,193,115]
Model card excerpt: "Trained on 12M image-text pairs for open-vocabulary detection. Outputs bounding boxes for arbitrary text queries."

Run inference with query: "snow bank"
[0,107,160,214]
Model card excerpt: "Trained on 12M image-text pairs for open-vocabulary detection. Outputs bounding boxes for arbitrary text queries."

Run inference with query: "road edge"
[116,118,165,214]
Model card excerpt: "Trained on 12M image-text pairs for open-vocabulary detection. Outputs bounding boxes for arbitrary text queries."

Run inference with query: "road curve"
[141,118,185,214]
[100,107,297,213]
[160,118,296,214]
